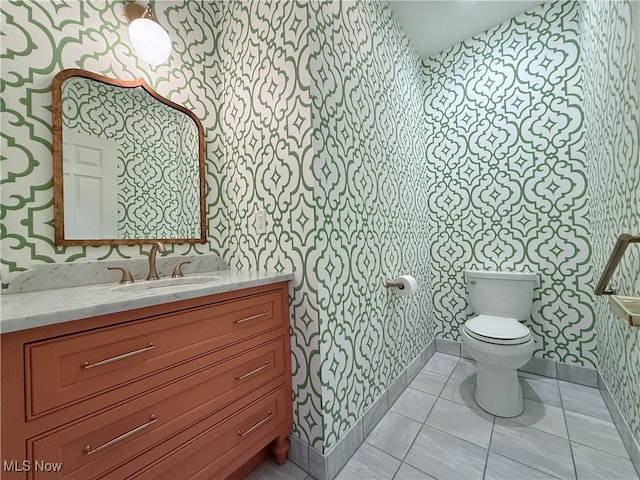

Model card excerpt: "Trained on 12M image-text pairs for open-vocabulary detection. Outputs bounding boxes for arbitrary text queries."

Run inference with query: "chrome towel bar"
[595,233,640,296]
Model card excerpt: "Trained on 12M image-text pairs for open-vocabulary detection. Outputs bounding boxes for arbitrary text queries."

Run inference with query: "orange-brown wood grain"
[1,282,292,480]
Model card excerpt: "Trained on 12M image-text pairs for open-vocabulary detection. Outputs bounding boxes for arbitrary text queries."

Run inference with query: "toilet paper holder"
[385,279,405,290]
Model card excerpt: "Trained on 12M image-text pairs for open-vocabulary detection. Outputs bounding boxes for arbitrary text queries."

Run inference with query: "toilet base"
[474,363,524,417]
[461,328,535,418]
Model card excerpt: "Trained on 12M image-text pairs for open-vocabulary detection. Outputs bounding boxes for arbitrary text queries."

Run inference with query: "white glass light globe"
[128,18,171,66]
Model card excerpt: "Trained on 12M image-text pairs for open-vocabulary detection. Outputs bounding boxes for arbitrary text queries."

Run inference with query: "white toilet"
[461,270,538,417]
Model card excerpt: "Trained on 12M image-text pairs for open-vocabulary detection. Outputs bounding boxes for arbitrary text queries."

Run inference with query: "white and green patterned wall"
[580,0,640,444]
[1,0,326,451]
[2,0,639,454]
[212,0,434,450]
[309,1,432,448]
[1,0,226,265]
[1,0,432,452]
[62,77,201,238]
[422,1,596,368]
[213,0,323,448]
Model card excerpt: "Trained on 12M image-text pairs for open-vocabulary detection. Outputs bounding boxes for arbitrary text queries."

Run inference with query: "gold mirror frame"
[52,68,207,246]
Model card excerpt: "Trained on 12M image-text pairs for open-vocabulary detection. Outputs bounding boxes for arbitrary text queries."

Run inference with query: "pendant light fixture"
[125,2,172,66]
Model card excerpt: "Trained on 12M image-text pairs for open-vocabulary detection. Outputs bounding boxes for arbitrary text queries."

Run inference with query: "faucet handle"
[107,266,135,284]
[171,261,192,278]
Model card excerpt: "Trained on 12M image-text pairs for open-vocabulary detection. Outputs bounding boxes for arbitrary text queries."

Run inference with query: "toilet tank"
[465,270,538,321]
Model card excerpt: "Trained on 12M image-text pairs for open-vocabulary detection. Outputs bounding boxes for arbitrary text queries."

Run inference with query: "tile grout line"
[360,442,405,479]
[390,461,402,480]
[505,400,573,443]
[486,379,574,480]
[388,393,438,425]
[560,379,637,463]
[395,357,457,477]
[421,419,493,452]
[488,451,566,480]
[558,377,579,480]
[435,356,584,478]
[333,345,436,480]
[411,352,630,479]
[392,356,464,479]
[402,353,587,479]
[598,373,640,476]
[569,438,637,461]
[323,351,633,480]
[339,345,439,480]
[481,415,496,479]
[421,356,500,451]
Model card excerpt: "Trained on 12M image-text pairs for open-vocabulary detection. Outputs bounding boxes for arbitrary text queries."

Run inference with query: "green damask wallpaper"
[422,1,596,367]
[581,0,640,444]
[62,77,201,238]
[309,1,432,448]
[2,0,639,454]
[214,1,323,448]
[1,0,432,452]
[1,0,324,450]
[1,0,225,268]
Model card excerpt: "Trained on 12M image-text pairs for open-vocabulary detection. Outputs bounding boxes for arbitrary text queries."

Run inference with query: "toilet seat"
[463,315,531,345]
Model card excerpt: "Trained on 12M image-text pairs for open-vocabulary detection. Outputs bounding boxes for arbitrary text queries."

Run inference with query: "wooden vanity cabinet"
[1,282,293,480]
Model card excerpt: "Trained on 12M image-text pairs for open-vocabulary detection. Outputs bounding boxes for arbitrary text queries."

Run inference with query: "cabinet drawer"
[26,288,285,418]
[28,337,286,480]
[124,385,289,480]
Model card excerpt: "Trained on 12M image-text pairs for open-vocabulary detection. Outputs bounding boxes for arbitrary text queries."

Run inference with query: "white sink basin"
[111,276,221,293]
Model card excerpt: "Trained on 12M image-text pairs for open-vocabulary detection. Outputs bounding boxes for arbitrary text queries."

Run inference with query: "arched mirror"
[52,69,206,245]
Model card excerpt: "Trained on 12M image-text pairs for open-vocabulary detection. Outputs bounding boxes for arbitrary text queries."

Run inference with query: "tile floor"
[245,353,640,480]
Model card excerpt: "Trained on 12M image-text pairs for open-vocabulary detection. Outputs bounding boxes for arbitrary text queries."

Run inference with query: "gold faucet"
[146,242,166,280]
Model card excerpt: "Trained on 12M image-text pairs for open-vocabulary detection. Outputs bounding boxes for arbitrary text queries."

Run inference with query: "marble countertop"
[0,269,294,334]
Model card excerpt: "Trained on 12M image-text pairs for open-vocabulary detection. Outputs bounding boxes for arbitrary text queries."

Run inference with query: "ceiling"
[387,1,545,59]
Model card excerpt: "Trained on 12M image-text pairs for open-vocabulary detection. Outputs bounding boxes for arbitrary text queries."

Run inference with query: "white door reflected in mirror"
[63,131,118,239]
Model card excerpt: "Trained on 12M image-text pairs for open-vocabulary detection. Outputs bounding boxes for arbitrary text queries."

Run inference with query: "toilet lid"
[464,315,531,345]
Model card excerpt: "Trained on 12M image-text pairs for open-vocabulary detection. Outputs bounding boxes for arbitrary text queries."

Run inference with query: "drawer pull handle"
[83,414,157,456]
[235,361,271,381]
[81,343,155,369]
[237,410,274,437]
[233,311,268,324]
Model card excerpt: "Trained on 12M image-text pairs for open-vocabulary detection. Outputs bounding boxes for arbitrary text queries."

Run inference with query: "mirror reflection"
[53,69,206,245]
